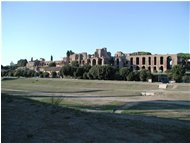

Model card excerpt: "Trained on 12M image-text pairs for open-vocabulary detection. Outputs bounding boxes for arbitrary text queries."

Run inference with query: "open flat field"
[1,78,190,143]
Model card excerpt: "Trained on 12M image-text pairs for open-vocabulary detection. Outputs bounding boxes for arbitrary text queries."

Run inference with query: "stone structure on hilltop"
[26,48,186,73]
[114,51,127,68]
[126,54,178,73]
[69,48,112,66]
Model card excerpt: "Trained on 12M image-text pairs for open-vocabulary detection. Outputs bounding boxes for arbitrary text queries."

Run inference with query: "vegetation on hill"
[16,59,28,67]
[66,50,75,58]
[130,51,152,56]
[177,53,190,59]
[48,62,56,67]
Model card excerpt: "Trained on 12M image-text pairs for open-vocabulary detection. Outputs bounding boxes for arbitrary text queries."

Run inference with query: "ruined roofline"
[127,53,178,57]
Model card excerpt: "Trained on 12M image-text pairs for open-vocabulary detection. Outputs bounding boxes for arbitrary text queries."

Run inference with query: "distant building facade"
[125,54,178,73]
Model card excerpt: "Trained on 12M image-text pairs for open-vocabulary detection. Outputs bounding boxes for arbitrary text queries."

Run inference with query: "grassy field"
[1,78,190,143]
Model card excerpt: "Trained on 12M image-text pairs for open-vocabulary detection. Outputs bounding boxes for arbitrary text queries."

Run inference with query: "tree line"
[59,64,188,82]
[1,62,189,82]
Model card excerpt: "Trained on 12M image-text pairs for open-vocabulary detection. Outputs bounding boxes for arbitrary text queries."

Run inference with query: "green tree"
[88,65,99,79]
[170,65,185,82]
[74,67,84,79]
[103,65,116,80]
[83,72,88,79]
[1,70,8,77]
[71,61,79,67]
[127,72,135,81]
[60,65,75,77]
[177,53,190,71]
[14,69,24,77]
[66,50,75,58]
[27,70,35,77]
[17,59,28,67]
[39,71,43,78]
[34,72,39,77]
[43,72,49,78]
[48,62,56,67]
[146,71,153,80]
[139,69,147,81]
[119,67,131,80]
[51,55,53,61]
[83,65,91,73]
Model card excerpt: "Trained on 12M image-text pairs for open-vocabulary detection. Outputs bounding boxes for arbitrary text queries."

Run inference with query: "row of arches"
[130,56,172,70]
[91,58,103,66]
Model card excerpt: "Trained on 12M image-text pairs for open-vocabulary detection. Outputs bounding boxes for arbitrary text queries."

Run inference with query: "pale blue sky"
[2,1,189,65]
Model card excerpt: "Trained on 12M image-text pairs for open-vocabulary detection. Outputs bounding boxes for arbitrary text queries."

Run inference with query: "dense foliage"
[48,62,56,67]
[130,51,151,56]
[16,59,28,67]
[2,62,189,82]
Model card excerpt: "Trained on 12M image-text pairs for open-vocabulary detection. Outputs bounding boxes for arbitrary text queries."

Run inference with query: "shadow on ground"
[2,93,190,143]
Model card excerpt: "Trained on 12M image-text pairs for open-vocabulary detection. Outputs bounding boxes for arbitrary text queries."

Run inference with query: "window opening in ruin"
[148,57,151,65]
[167,56,172,70]
[153,66,157,71]
[130,58,133,65]
[154,57,157,65]
[160,57,164,65]
[98,59,102,65]
[92,59,96,65]
[159,66,163,72]
[136,57,139,65]
[142,57,145,65]
[136,66,140,70]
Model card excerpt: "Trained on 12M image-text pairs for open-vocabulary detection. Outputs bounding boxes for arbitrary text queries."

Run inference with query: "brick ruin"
[27,48,182,73]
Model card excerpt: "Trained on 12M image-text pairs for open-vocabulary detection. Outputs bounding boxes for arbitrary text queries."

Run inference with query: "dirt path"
[2,88,190,104]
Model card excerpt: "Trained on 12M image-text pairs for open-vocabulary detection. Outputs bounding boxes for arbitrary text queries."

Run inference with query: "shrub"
[139,69,148,81]
[119,67,131,80]
[48,62,56,67]
[51,71,57,78]
[127,72,135,81]
[43,72,49,78]
[83,72,88,79]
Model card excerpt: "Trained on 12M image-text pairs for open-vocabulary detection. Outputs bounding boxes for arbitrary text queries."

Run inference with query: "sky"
[1,1,190,66]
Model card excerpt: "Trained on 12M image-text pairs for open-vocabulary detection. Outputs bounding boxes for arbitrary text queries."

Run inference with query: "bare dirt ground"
[2,94,190,143]
[1,78,190,143]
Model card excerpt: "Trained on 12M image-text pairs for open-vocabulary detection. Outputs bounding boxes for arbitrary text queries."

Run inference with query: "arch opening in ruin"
[142,66,145,69]
[130,58,133,65]
[148,66,151,71]
[98,58,102,65]
[159,66,163,72]
[160,57,164,65]
[154,57,157,65]
[153,66,157,72]
[116,58,119,68]
[136,66,140,70]
[136,57,139,65]
[148,57,151,65]
[92,59,96,66]
[87,59,91,65]
[167,56,172,70]
[142,57,145,65]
